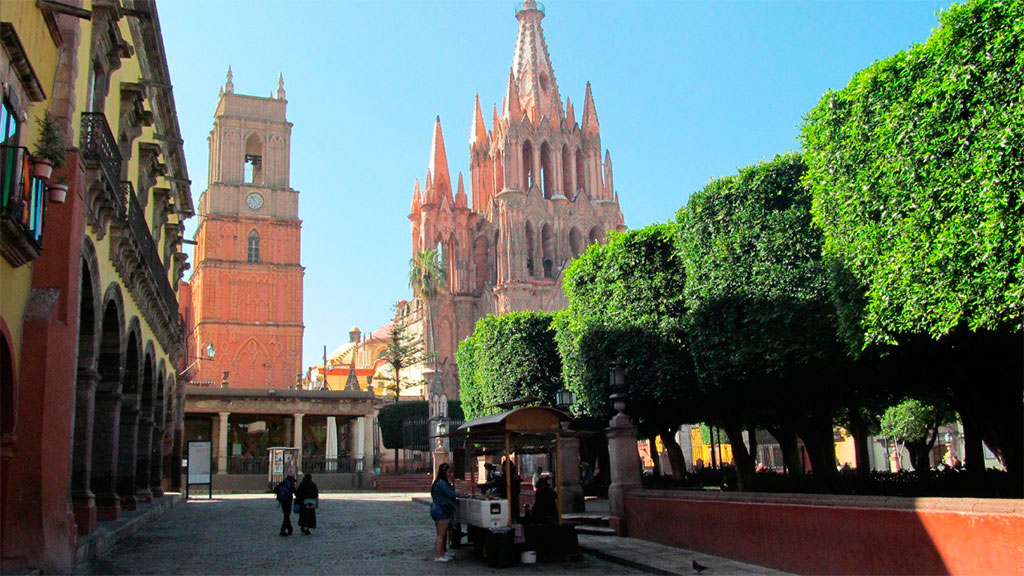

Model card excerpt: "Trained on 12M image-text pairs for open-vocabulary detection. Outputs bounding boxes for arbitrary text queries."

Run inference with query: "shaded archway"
[72,241,102,533]
[116,322,142,510]
[244,133,264,184]
[561,145,572,195]
[0,322,15,537]
[575,147,585,195]
[150,363,167,497]
[92,285,125,520]
[588,226,604,245]
[569,227,583,257]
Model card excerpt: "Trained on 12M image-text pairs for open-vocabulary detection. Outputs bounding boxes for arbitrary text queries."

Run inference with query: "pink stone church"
[403,0,626,401]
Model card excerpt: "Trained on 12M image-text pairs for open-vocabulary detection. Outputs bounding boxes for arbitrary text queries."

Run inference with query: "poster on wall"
[187,441,213,499]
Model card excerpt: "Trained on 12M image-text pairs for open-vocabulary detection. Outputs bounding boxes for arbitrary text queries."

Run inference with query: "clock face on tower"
[245,193,264,210]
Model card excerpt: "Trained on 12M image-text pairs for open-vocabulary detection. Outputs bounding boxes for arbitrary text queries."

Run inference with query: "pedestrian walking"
[275,474,296,536]
[430,463,457,562]
[295,473,319,535]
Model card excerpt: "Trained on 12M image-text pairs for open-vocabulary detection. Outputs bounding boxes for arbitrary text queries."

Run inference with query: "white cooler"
[457,497,510,528]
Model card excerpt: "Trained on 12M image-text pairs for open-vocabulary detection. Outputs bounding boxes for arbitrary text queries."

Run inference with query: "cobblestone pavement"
[74,493,643,575]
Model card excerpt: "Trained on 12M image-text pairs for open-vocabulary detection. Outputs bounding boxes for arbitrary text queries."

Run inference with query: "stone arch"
[525,221,536,278]
[541,223,555,279]
[116,319,143,509]
[569,227,583,257]
[135,344,156,502]
[575,147,585,196]
[150,361,168,496]
[243,132,264,184]
[473,235,489,294]
[540,141,553,199]
[561,145,572,194]
[92,283,127,516]
[588,226,604,245]
[522,141,534,190]
[78,239,102,371]
[1,318,15,439]
[72,239,103,527]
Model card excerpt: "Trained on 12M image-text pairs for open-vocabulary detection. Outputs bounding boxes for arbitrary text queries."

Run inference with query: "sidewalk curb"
[577,542,678,576]
[75,493,184,567]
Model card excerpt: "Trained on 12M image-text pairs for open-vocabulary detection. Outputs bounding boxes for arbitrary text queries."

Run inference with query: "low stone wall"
[623,489,1024,576]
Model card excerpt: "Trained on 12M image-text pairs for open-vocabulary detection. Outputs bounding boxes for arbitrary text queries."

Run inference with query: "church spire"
[471,94,488,145]
[566,97,575,127]
[455,172,468,208]
[277,73,286,100]
[411,179,422,213]
[429,116,452,203]
[510,0,564,124]
[502,68,521,121]
[224,65,234,94]
[582,81,599,134]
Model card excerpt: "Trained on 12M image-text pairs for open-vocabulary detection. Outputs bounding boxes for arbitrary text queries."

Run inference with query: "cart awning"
[455,406,572,455]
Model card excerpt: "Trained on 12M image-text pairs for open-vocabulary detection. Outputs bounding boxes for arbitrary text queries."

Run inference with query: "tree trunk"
[660,428,687,479]
[795,406,836,487]
[767,425,802,475]
[845,405,872,477]
[746,420,758,468]
[723,421,755,492]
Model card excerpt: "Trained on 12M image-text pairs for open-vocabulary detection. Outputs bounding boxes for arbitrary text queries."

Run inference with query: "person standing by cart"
[430,463,457,562]
[295,473,319,535]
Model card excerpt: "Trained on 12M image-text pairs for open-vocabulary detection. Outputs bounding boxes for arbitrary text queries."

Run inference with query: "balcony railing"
[80,112,122,205]
[1,145,46,266]
[124,182,178,316]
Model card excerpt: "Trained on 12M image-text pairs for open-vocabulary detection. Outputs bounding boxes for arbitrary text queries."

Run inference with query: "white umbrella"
[326,416,338,471]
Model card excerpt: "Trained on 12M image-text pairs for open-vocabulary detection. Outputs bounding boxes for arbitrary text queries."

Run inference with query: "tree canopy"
[456,311,563,420]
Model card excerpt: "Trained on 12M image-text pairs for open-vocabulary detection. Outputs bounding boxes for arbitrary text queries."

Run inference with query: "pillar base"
[151,487,164,498]
[118,493,138,511]
[72,491,96,535]
[94,493,121,522]
[135,488,153,503]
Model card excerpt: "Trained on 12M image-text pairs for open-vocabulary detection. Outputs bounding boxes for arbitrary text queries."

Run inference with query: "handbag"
[292,501,301,514]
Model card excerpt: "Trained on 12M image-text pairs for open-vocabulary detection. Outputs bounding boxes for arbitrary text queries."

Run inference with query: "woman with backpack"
[295,473,319,535]
[430,463,457,562]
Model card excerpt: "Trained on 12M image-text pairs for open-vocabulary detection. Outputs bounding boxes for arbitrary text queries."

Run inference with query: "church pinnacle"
[428,116,452,203]
[277,73,286,100]
[224,65,234,94]
[510,0,563,125]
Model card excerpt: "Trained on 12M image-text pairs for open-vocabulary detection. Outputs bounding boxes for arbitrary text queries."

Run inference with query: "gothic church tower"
[407,1,625,399]
[188,71,304,388]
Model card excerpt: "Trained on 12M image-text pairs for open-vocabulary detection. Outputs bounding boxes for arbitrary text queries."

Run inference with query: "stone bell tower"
[188,70,304,389]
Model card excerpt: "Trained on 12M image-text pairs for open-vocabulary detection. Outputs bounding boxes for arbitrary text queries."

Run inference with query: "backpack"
[275,480,290,503]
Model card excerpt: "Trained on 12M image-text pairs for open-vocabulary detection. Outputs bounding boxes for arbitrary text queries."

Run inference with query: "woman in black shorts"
[430,463,457,562]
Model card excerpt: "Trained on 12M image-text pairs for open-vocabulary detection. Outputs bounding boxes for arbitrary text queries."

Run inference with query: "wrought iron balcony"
[123,182,178,317]
[80,112,123,206]
[0,145,46,266]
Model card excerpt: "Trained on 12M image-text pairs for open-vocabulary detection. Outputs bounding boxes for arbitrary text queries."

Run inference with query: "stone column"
[92,390,122,521]
[116,401,140,510]
[556,432,584,512]
[150,426,165,497]
[72,367,99,535]
[135,417,154,502]
[606,397,641,535]
[361,416,374,475]
[293,413,304,473]
[217,412,229,474]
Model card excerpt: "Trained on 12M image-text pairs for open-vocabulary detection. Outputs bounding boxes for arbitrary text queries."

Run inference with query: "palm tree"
[408,249,445,365]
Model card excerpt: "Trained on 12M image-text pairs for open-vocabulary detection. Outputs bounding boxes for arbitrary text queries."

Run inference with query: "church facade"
[406,0,625,400]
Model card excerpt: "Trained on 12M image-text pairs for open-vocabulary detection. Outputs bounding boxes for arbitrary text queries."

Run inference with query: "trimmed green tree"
[801,0,1023,482]
[556,224,698,479]
[677,153,849,490]
[879,397,956,476]
[456,311,563,421]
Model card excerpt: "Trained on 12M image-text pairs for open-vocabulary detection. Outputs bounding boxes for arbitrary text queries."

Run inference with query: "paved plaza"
[73,493,643,575]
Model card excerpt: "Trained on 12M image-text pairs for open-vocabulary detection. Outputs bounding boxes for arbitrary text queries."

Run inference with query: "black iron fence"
[227,456,268,475]
[80,112,122,199]
[305,457,361,474]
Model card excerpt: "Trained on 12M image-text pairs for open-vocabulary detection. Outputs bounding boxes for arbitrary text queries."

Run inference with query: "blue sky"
[159,0,952,371]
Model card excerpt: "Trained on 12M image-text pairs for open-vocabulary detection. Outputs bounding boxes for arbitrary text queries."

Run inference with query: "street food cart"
[448,405,578,567]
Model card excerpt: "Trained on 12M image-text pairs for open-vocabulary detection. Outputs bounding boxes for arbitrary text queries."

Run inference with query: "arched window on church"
[525,221,536,278]
[540,142,553,199]
[541,224,555,279]
[522,141,534,190]
[569,227,583,257]
[561,145,572,196]
[473,236,489,293]
[244,133,264,184]
[247,230,260,263]
[588,226,604,246]
[492,230,499,284]
[575,147,585,195]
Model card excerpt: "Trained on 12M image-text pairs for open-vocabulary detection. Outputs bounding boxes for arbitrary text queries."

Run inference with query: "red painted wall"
[624,489,1024,576]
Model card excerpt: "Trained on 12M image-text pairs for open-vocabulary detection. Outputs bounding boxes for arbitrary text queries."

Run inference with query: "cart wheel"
[448,523,463,549]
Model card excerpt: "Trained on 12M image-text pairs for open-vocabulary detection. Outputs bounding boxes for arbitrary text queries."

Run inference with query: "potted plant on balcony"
[47,177,69,204]
[32,113,67,181]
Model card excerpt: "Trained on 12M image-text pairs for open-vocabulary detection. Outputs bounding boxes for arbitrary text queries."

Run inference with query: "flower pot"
[31,158,54,180]
[47,183,68,204]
